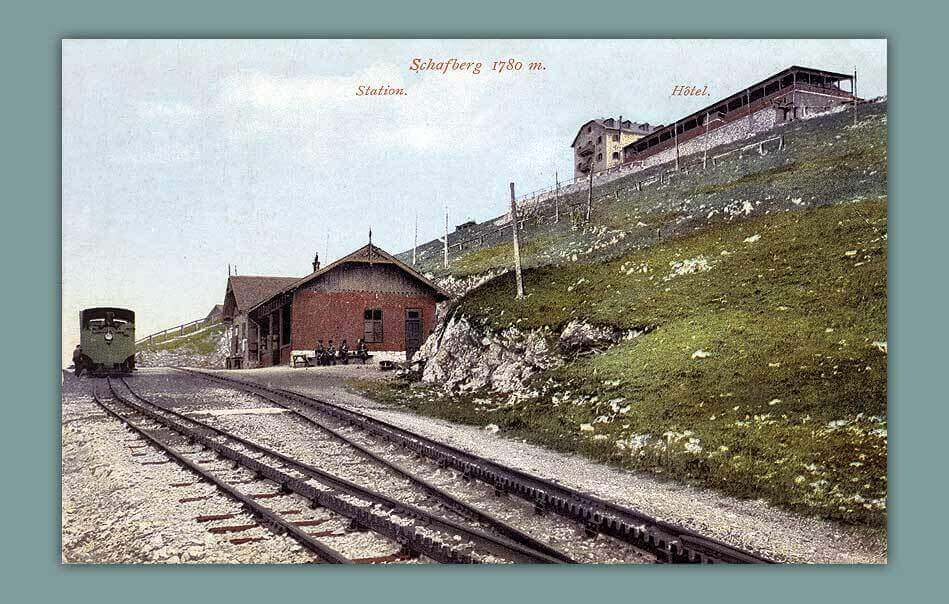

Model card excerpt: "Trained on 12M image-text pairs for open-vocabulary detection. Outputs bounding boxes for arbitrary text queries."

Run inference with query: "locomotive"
[76,307,136,375]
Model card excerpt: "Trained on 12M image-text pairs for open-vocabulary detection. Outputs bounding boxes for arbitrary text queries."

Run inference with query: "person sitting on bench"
[326,339,336,365]
[355,338,370,363]
[314,339,325,366]
[338,339,349,364]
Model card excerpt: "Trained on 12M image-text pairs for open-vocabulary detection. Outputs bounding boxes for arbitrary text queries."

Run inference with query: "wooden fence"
[136,317,220,346]
[442,134,785,256]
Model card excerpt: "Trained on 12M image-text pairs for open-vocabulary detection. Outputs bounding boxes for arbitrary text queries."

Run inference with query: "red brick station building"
[222,244,448,369]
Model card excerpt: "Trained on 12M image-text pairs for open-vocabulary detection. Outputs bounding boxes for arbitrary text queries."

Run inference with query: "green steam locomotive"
[76,307,136,375]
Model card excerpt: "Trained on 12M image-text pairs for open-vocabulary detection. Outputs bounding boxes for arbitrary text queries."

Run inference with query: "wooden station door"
[405,309,422,361]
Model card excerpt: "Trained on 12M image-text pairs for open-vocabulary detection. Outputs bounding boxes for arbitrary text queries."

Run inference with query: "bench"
[291,350,373,367]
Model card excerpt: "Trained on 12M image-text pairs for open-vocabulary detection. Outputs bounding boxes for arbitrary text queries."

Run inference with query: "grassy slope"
[139,323,225,355]
[418,102,887,279]
[365,199,887,525]
[361,105,888,526]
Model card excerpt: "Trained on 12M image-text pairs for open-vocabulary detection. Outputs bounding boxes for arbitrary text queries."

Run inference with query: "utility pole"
[443,205,449,270]
[746,88,752,133]
[412,212,418,265]
[703,112,710,169]
[853,67,858,127]
[585,166,593,222]
[509,182,524,299]
[554,171,560,223]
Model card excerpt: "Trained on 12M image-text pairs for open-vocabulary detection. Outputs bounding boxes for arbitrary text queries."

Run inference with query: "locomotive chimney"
[312,252,321,272]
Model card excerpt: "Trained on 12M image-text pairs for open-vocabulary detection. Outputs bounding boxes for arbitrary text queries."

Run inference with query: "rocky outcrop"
[417,315,560,393]
[415,315,646,394]
[559,320,624,354]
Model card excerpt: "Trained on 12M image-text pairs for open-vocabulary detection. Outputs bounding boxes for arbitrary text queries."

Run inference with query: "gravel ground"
[61,373,316,564]
[123,370,652,563]
[62,366,887,563]
[214,365,888,564]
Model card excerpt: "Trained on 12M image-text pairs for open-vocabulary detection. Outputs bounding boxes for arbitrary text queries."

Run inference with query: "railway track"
[94,378,566,564]
[179,368,775,564]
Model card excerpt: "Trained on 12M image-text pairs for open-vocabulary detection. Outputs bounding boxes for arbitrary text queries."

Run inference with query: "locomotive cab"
[78,307,136,375]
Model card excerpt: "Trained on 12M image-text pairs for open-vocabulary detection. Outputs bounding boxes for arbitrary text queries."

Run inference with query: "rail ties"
[91,382,354,564]
[165,372,575,564]
[112,377,564,564]
[180,369,774,564]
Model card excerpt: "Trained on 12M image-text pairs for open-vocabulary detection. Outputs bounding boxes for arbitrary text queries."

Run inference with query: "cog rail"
[114,378,564,564]
[182,369,774,564]
[151,375,575,562]
[92,384,354,564]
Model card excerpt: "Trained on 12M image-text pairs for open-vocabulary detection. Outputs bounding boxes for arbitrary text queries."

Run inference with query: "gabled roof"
[571,118,655,147]
[249,243,449,315]
[226,276,299,313]
[205,304,224,320]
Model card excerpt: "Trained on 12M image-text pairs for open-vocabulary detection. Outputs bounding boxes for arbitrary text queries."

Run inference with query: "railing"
[137,317,220,345]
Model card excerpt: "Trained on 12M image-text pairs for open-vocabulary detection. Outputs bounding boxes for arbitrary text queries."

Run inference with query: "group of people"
[313,337,370,365]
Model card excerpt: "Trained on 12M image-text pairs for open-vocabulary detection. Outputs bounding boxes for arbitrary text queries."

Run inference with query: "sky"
[61,39,887,357]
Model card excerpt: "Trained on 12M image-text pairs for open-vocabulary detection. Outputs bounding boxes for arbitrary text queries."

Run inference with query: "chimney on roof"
[312,253,320,272]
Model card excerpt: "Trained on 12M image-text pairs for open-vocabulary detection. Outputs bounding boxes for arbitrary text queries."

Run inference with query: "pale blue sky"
[61,39,886,353]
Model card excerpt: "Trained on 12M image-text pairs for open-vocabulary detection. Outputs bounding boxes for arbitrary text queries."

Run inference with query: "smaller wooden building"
[221,275,299,368]
[247,244,449,367]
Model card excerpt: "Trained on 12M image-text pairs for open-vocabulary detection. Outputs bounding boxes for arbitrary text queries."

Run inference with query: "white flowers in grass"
[691,349,712,359]
[665,256,712,281]
[743,234,761,243]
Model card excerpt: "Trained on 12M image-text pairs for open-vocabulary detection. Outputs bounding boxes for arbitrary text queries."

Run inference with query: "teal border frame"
[4,1,944,602]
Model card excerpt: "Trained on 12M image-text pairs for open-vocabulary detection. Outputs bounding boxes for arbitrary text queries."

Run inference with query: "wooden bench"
[290,351,315,367]
[291,350,373,367]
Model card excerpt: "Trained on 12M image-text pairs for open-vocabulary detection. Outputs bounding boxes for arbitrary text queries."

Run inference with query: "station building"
[222,275,299,369]
[246,243,449,368]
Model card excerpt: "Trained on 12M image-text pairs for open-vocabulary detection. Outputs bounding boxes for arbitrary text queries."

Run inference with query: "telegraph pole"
[509,182,524,299]
[585,166,593,222]
[554,171,560,223]
[853,67,858,127]
[703,112,710,169]
[443,205,449,270]
[413,212,418,266]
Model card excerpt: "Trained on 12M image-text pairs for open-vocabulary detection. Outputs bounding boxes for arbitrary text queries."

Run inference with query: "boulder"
[558,320,620,355]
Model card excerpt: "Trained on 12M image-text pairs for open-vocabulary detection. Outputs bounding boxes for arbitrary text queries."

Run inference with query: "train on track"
[76,307,136,375]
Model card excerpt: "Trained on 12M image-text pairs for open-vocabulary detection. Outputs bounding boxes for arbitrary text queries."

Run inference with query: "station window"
[364,308,383,343]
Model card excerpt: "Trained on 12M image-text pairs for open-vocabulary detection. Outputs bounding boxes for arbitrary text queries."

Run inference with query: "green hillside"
[366,104,888,526]
[410,101,887,279]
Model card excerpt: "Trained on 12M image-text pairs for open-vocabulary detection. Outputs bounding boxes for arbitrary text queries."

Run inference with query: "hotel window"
[364,308,383,343]
[612,151,620,160]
